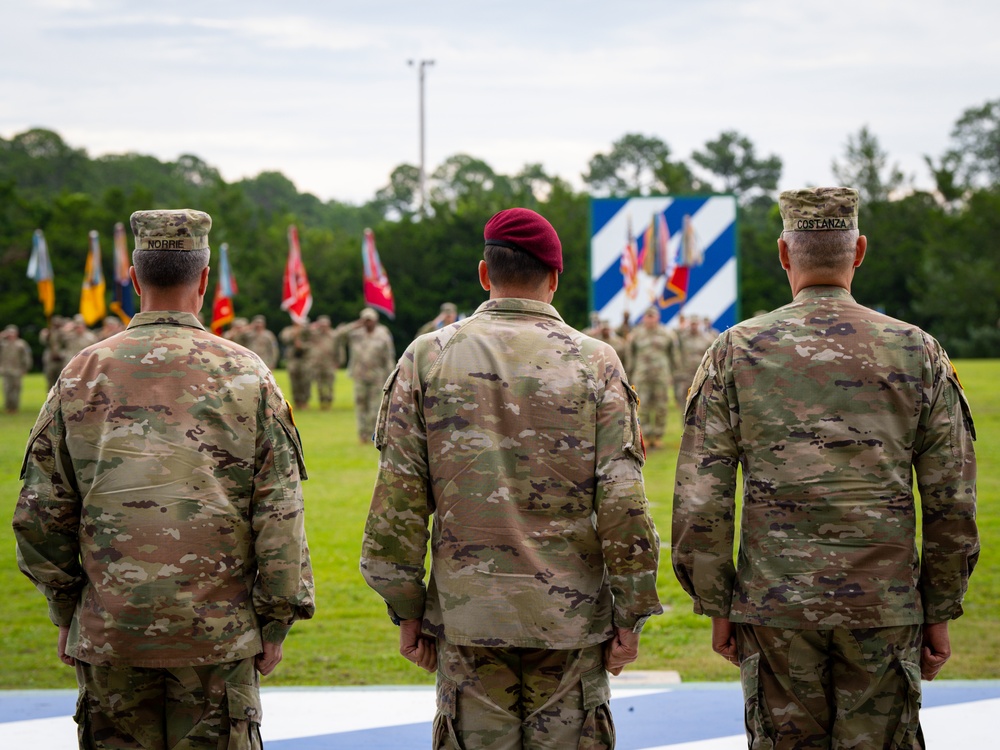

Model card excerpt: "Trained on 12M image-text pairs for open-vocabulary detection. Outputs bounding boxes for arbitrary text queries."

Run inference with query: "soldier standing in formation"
[225,316,251,348]
[62,315,97,362]
[672,314,717,408]
[590,317,630,373]
[362,207,661,749]
[672,188,978,748]
[40,315,67,388]
[280,319,313,410]
[0,324,33,413]
[628,306,678,449]
[416,301,458,336]
[97,315,125,341]
[336,307,395,444]
[309,315,341,410]
[13,209,314,748]
[245,314,279,370]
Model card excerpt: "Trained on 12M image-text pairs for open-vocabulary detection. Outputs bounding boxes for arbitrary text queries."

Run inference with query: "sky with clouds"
[2,0,998,204]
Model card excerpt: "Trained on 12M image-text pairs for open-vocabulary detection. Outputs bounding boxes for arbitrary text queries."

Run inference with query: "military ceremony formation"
[5,187,983,750]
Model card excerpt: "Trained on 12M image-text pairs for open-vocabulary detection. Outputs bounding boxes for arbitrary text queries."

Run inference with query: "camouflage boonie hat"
[130,209,212,251]
[779,187,859,232]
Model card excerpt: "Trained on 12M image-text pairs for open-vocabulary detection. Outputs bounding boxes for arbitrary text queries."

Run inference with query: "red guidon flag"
[282,225,313,324]
[362,227,395,318]
[210,242,237,335]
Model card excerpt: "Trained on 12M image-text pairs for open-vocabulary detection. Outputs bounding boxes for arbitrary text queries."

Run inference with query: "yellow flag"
[80,230,107,326]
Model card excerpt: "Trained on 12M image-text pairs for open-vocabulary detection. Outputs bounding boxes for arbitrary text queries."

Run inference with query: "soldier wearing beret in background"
[672,187,979,749]
[361,207,662,749]
[13,208,315,749]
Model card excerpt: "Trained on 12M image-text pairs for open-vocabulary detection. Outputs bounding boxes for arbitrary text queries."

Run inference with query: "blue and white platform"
[4,680,999,748]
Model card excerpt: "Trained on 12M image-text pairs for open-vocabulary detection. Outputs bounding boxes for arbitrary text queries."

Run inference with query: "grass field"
[1,361,997,689]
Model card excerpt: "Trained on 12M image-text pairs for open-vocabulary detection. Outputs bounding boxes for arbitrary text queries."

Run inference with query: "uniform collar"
[793,285,855,303]
[474,298,564,322]
[126,311,206,331]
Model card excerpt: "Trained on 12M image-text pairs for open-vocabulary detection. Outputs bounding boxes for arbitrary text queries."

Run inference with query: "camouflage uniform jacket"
[672,286,979,629]
[361,298,662,649]
[0,337,32,375]
[343,325,395,384]
[628,324,676,382]
[13,311,315,667]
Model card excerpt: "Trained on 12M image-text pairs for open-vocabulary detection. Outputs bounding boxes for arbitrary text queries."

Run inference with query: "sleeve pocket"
[374,365,401,452]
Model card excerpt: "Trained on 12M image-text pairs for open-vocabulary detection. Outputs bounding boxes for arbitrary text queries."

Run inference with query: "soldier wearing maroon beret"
[362,207,662,748]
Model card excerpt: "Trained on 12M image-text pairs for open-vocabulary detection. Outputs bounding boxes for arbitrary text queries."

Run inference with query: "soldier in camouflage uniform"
[336,307,395,443]
[41,315,67,388]
[627,306,677,449]
[590,318,630,373]
[672,188,979,750]
[280,320,313,409]
[246,314,280,370]
[0,324,33,413]
[417,301,459,337]
[361,207,662,750]
[62,314,98,362]
[308,315,340,410]
[13,209,315,750]
[672,314,716,408]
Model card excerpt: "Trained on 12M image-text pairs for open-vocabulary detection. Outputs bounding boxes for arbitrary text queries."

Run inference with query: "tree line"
[1,97,998,360]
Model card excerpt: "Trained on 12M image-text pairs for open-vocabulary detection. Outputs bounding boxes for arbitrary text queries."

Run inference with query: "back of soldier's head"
[779,187,860,272]
[483,208,562,291]
[130,209,212,288]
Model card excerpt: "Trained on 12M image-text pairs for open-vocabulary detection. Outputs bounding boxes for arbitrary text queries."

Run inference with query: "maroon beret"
[483,207,563,273]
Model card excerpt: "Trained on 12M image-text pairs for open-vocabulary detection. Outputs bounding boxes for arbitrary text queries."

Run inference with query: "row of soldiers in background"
[585,310,718,449]
[224,309,396,444]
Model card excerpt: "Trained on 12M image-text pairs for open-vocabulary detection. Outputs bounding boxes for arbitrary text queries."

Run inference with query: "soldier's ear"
[129,267,142,296]
[777,238,791,270]
[478,260,491,291]
[854,235,867,268]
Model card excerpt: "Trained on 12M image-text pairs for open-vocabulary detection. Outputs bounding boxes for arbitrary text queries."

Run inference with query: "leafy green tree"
[945,98,1000,188]
[429,154,513,213]
[691,130,782,202]
[584,133,671,196]
[373,163,421,219]
[831,125,905,203]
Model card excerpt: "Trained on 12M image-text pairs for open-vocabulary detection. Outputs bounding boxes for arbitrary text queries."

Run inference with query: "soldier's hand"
[711,617,739,667]
[256,641,283,677]
[399,618,437,673]
[57,625,76,666]
[604,627,640,676]
[921,621,951,681]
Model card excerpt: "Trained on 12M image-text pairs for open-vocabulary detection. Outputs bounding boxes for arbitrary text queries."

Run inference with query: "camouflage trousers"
[3,373,23,411]
[314,366,336,407]
[286,361,313,409]
[736,624,924,750]
[434,641,614,750]
[631,374,669,442]
[74,658,262,750]
[354,378,381,440]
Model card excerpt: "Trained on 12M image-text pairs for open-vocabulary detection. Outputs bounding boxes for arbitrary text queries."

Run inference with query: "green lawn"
[2,361,997,688]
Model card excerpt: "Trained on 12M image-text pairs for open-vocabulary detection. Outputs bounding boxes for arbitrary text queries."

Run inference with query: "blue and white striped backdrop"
[590,195,738,330]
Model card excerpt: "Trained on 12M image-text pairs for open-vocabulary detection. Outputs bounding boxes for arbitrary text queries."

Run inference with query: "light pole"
[407,58,434,214]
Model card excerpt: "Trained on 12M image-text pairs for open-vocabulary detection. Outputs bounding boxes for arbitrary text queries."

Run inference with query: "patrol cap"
[3,324,18,334]
[484,207,563,273]
[440,302,457,314]
[130,209,212,251]
[779,187,859,232]
[316,315,331,324]
[360,307,378,321]
[252,315,266,324]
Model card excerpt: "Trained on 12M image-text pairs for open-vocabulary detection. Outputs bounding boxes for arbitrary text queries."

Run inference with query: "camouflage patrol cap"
[440,302,457,314]
[779,187,859,232]
[130,209,212,251]
[360,307,378,321]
